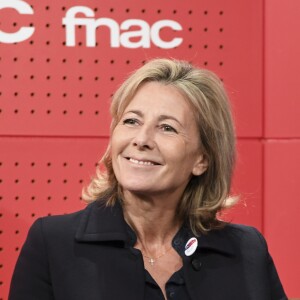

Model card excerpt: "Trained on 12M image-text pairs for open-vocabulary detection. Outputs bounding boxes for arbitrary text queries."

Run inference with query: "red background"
[0,0,299,299]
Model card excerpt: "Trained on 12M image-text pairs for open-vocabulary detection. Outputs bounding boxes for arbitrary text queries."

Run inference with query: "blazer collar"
[197,226,236,256]
[75,199,235,256]
[75,200,129,243]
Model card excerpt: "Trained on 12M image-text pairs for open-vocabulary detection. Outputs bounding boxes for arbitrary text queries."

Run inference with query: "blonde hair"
[82,58,236,234]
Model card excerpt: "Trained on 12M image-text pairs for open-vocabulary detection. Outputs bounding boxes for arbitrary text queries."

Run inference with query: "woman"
[9,59,287,300]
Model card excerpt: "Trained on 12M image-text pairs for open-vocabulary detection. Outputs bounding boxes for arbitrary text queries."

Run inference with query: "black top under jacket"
[126,220,191,300]
[9,199,288,300]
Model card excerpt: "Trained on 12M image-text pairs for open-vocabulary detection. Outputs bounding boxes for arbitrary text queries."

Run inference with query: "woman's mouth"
[126,157,160,166]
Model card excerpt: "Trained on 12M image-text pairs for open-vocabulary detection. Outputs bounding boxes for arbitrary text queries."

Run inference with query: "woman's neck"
[122,191,182,247]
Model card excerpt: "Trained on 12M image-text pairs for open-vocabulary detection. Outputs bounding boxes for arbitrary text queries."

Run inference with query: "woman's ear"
[192,154,208,176]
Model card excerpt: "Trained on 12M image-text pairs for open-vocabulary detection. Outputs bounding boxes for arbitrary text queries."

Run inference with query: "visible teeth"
[129,158,154,166]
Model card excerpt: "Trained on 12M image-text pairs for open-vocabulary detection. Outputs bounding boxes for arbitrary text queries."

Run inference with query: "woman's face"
[111,82,207,199]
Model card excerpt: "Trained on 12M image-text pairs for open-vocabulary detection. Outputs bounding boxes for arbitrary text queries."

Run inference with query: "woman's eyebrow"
[158,115,183,127]
[123,110,143,117]
[123,111,183,127]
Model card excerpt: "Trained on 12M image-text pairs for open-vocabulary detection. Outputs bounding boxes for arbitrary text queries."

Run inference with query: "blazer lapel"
[75,200,145,300]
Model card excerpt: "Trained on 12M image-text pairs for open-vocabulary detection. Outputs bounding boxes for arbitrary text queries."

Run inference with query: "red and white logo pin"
[184,237,198,256]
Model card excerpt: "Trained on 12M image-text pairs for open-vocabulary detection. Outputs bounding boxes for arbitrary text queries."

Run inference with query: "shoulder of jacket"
[33,201,99,237]
[223,223,268,253]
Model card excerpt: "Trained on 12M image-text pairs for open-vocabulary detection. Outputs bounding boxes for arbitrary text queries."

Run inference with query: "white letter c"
[0,0,35,43]
[151,20,183,49]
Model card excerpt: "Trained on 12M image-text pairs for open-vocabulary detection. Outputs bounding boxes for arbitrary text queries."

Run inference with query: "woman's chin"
[121,182,162,197]
[122,184,152,194]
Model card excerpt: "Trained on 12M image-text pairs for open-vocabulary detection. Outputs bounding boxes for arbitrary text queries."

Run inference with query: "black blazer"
[9,200,287,300]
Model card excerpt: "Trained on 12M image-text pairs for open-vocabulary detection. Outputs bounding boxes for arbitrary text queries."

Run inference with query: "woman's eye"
[123,118,139,126]
[161,124,177,133]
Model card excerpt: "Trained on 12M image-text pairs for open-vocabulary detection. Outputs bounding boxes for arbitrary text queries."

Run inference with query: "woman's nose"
[132,126,155,150]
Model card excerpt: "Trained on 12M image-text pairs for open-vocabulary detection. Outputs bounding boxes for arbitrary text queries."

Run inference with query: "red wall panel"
[265,0,300,138]
[264,141,300,297]
[0,0,263,137]
[226,139,263,230]
[264,0,300,297]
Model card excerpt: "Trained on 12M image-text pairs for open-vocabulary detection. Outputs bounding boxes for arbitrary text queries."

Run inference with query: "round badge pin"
[184,237,198,256]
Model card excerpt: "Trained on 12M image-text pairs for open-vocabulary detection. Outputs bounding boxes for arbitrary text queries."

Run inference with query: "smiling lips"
[126,157,160,166]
